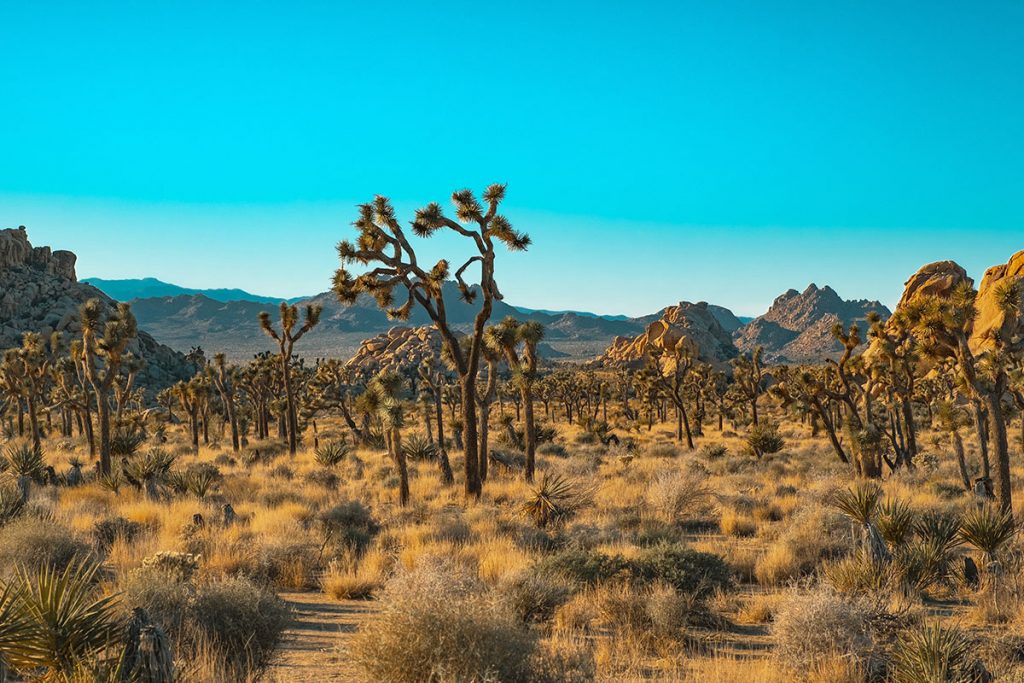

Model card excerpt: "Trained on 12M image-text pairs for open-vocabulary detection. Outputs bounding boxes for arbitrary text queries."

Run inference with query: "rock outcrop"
[734,284,889,364]
[971,251,1024,353]
[894,260,972,311]
[593,301,738,369]
[345,326,443,378]
[0,227,194,394]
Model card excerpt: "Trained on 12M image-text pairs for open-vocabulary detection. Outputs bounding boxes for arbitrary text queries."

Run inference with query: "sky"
[2,1,1022,317]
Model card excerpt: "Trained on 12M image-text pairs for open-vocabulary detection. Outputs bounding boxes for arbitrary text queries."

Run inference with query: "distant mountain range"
[82,276,882,364]
[81,277,309,305]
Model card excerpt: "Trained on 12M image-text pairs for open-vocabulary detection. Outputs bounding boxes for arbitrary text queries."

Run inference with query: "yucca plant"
[314,441,351,468]
[959,505,1017,566]
[186,468,218,498]
[877,498,917,548]
[4,441,45,483]
[400,434,439,462]
[831,482,890,562]
[96,471,123,495]
[0,482,26,527]
[893,622,981,683]
[164,470,190,496]
[523,473,587,529]
[0,583,37,675]
[1,560,120,677]
[915,512,963,557]
[109,425,146,458]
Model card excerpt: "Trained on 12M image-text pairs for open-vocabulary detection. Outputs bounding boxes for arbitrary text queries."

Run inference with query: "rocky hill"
[0,227,194,393]
[106,281,650,362]
[81,277,309,305]
[593,301,738,369]
[733,284,890,363]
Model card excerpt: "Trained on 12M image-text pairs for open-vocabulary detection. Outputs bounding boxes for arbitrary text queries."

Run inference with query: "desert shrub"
[646,471,714,523]
[318,500,380,554]
[190,577,289,669]
[314,440,351,467]
[92,516,143,551]
[254,541,319,589]
[893,622,986,683]
[538,442,567,458]
[0,481,26,526]
[535,548,628,587]
[755,505,852,585]
[0,516,90,575]
[351,560,538,683]
[120,565,195,636]
[142,551,201,581]
[321,558,378,600]
[305,467,339,489]
[269,463,294,480]
[700,443,728,459]
[643,442,680,459]
[772,588,879,676]
[746,421,785,457]
[497,570,571,623]
[628,544,732,596]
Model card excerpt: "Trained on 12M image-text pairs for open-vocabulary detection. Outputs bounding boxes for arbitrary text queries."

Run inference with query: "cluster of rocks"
[0,227,194,394]
[593,301,738,369]
[734,284,890,364]
[345,325,442,378]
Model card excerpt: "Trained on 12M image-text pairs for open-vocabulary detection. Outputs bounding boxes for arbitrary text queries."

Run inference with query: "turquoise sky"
[2,1,1022,316]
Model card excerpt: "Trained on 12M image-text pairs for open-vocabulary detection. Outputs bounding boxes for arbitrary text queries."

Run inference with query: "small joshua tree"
[731,346,765,426]
[333,185,529,499]
[209,353,242,452]
[485,317,544,482]
[79,299,138,475]
[259,303,321,455]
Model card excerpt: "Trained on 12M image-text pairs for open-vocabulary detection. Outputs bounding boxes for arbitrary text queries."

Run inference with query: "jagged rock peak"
[0,226,77,281]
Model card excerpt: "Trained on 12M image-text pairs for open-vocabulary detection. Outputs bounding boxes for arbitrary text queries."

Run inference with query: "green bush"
[190,577,289,669]
[746,421,785,457]
[534,548,628,587]
[0,517,91,575]
[497,570,571,623]
[628,544,732,596]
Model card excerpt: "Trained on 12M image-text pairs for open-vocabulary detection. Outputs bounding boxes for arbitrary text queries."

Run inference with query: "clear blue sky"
[2,1,1022,317]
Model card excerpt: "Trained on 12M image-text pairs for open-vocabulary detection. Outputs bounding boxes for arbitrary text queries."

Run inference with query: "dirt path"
[264,592,376,682]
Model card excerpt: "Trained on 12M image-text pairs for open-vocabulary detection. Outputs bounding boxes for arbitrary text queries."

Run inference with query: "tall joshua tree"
[333,185,529,499]
[731,347,765,426]
[647,337,697,449]
[79,299,137,475]
[485,317,544,481]
[905,281,1021,512]
[209,353,242,452]
[259,303,322,455]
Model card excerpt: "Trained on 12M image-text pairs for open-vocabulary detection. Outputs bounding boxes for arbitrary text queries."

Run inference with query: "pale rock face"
[345,326,443,378]
[0,227,193,395]
[894,260,972,310]
[593,301,737,369]
[971,251,1024,353]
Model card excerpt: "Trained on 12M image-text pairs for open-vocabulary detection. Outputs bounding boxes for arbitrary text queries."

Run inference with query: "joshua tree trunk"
[522,388,536,482]
[96,396,112,475]
[479,404,490,483]
[26,394,41,453]
[974,401,992,480]
[390,427,409,507]
[986,390,1013,514]
[952,429,971,492]
[225,398,240,452]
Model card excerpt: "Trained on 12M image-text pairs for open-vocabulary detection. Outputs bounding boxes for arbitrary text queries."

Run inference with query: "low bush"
[772,588,879,676]
[0,516,90,575]
[628,544,732,596]
[351,560,539,683]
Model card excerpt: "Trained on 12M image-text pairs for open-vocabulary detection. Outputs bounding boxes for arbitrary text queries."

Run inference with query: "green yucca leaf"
[2,559,120,675]
[831,482,883,526]
[959,505,1017,560]
[894,622,979,683]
